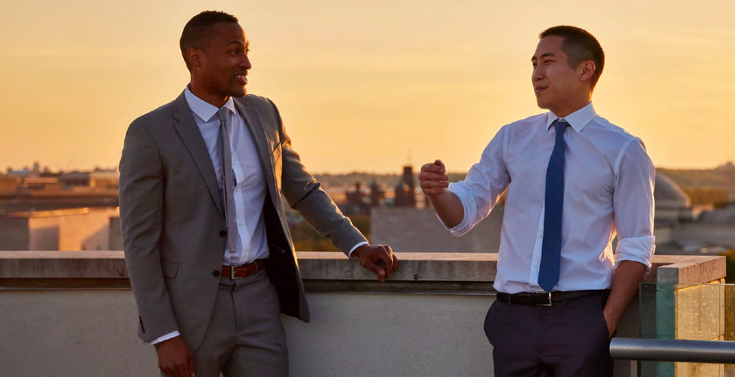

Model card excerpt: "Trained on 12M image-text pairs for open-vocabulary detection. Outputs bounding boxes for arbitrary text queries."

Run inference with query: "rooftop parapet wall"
[0,251,724,289]
[0,252,726,377]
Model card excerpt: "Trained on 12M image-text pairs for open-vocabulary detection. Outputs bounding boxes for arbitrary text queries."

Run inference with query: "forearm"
[430,190,465,229]
[604,260,647,328]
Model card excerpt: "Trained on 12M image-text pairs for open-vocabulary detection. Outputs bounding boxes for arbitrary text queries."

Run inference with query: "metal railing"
[610,338,735,364]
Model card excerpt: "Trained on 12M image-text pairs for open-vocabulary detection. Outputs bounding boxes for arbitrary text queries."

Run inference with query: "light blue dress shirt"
[444,102,656,294]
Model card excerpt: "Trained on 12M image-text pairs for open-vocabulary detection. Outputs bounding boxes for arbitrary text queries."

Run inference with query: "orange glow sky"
[1,0,734,174]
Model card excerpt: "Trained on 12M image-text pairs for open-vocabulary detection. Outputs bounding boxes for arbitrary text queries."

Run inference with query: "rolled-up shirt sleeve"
[613,138,656,271]
[439,125,510,237]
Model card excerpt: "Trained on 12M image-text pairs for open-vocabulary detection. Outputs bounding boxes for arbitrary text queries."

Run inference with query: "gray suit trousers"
[160,269,289,377]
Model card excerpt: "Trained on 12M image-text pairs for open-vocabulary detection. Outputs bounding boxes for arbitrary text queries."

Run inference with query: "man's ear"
[579,61,596,83]
[187,48,203,68]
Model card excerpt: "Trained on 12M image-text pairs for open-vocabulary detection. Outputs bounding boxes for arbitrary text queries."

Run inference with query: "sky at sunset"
[1,0,734,174]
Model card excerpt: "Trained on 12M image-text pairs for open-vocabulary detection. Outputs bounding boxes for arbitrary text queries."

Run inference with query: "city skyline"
[2,0,734,173]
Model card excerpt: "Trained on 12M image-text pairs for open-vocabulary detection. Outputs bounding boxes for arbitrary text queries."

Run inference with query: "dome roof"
[655,173,690,208]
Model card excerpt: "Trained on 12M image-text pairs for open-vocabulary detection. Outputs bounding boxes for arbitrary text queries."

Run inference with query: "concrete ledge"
[0,251,725,289]
[652,255,726,284]
[297,252,497,282]
[0,251,127,278]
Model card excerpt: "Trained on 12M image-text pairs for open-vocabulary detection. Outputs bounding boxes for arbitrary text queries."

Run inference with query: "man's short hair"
[180,11,239,71]
[539,26,605,88]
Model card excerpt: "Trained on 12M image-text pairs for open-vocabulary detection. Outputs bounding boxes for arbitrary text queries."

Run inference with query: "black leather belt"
[496,290,607,306]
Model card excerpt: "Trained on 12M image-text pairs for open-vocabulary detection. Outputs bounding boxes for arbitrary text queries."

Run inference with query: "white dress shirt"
[444,102,655,294]
[184,87,269,266]
[151,88,366,344]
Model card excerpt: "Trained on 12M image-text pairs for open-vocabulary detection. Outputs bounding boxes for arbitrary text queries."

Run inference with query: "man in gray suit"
[119,11,398,377]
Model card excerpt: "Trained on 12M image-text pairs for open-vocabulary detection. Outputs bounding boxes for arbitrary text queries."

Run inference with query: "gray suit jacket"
[119,91,367,348]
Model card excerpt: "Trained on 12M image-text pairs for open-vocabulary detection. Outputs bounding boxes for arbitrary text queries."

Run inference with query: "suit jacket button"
[213,270,221,277]
[219,230,227,237]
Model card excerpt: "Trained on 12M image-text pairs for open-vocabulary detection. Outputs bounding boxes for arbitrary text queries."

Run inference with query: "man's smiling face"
[531,35,581,115]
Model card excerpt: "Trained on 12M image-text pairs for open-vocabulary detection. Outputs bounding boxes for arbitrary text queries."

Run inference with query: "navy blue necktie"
[538,120,569,293]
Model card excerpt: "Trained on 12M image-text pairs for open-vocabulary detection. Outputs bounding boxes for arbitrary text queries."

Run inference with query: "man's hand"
[419,160,449,196]
[419,159,464,228]
[157,336,195,377]
[352,244,398,282]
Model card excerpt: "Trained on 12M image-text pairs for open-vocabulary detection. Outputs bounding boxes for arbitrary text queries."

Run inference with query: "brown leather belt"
[222,259,267,280]
[496,290,608,306]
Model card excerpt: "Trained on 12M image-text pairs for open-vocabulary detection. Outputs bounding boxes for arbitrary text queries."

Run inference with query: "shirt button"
[212,270,220,277]
[219,230,227,237]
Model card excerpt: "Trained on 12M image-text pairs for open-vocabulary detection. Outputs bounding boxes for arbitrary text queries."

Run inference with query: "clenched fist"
[419,160,450,196]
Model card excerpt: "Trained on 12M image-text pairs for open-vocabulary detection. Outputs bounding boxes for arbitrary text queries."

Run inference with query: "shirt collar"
[545,102,596,132]
[184,86,237,122]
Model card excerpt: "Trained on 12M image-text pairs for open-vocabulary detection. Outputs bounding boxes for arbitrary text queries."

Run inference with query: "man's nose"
[532,67,543,81]
[241,55,252,70]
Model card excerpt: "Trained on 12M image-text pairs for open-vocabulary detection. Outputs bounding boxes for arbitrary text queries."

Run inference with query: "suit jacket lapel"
[234,98,279,208]
[172,92,225,219]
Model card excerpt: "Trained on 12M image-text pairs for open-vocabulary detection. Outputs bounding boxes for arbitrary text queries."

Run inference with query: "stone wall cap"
[0,251,724,284]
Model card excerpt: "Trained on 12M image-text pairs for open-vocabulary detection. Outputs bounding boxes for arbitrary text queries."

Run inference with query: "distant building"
[0,167,119,214]
[0,175,19,194]
[17,177,62,192]
[371,206,503,253]
[1,165,118,194]
[7,168,31,177]
[394,166,416,208]
[369,179,385,207]
[654,173,693,227]
[344,182,370,216]
[60,169,119,190]
[636,172,735,255]
[0,207,119,251]
[698,205,735,224]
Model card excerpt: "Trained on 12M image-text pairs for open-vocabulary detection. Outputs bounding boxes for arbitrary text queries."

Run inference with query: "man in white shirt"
[419,25,654,376]
[120,11,398,377]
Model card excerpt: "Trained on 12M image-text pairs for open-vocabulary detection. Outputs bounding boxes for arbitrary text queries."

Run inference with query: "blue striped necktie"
[538,119,569,293]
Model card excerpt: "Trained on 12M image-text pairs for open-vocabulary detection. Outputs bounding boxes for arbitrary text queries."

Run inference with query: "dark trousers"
[484,292,613,377]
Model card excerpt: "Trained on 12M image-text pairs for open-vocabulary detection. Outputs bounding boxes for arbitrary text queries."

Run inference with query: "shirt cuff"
[348,241,369,258]
[149,330,180,345]
[436,183,474,237]
[615,235,656,273]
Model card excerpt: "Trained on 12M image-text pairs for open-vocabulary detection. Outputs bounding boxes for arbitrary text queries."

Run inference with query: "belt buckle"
[230,262,260,280]
[536,292,553,307]
[230,265,239,280]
